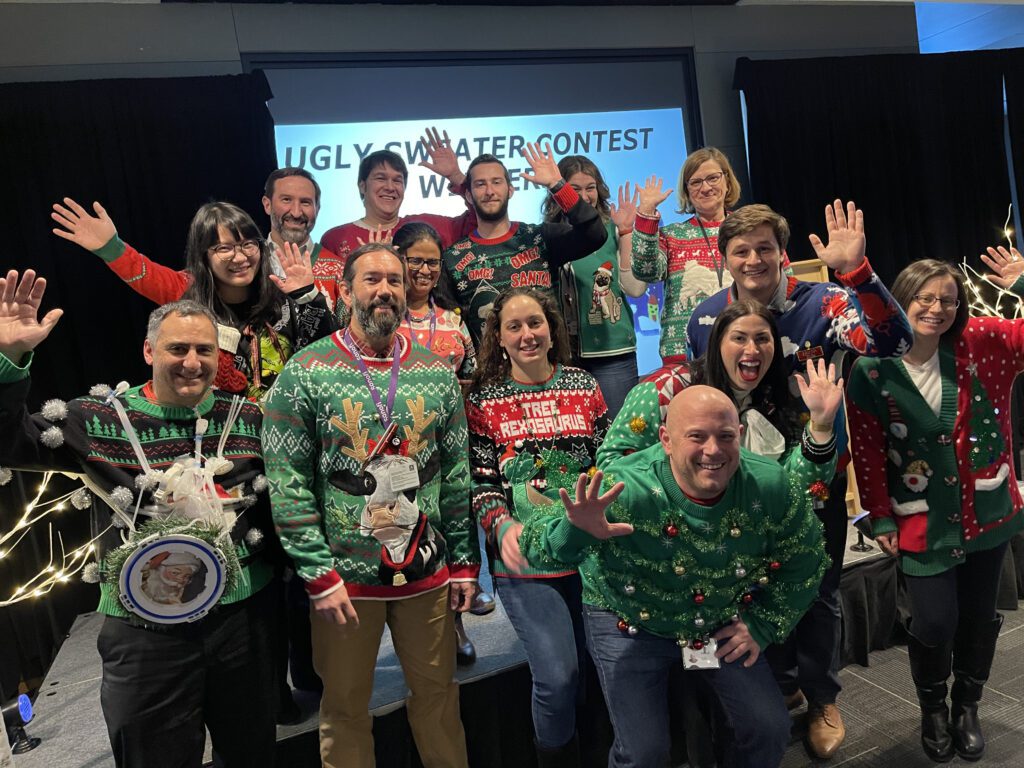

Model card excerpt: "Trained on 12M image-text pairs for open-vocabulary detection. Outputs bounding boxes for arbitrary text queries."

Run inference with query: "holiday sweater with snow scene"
[0,352,275,618]
[596,362,837,492]
[847,316,1024,577]
[443,184,608,345]
[93,235,338,400]
[465,365,609,579]
[261,331,478,600]
[519,444,826,651]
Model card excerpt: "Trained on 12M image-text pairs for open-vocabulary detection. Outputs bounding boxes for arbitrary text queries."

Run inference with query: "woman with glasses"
[391,222,476,380]
[52,198,337,400]
[847,253,1024,762]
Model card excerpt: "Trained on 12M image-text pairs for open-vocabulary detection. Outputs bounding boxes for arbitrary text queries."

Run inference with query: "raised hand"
[981,245,1024,290]
[637,175,673,216]
[610,182,639,232]
[355,224,393,248]
[0,270,64,361]
[808,200,866,274]
[419,126,463,183]
[558,471,632,540]
[269,241,315,295]
[794,357,844,430]
[520,142,562,189]
[51,198,117,251]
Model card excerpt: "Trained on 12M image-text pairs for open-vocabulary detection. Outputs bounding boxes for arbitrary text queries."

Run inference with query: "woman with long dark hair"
[542,155,645,418]
[848,253,1024,762]
[52,197,337,399]
[465,287,608,767]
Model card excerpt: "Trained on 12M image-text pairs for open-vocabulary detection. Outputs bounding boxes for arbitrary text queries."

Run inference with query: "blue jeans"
[496,574,585,748]
[579,353,639,422]
[585,605,790,768]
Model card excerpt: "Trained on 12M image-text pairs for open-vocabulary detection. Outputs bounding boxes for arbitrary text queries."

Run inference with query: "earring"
[502,349,509,361]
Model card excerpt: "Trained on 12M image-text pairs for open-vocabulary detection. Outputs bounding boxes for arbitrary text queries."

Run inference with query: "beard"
[472,196,510,223]
[272,212,312,244]
[353,294,404,339]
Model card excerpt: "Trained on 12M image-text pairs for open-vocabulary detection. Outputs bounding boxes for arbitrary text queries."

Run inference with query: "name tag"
[389,457,421,493]
[796,345,825,362]
[683,638,721,670]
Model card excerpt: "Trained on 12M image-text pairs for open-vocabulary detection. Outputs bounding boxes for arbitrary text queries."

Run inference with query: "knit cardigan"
[0,353,275,618]
[262,331,479,599]
[519,445,826,651]
[847,315,1024,576]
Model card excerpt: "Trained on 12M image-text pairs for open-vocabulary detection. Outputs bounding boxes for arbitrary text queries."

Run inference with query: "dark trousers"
[98,585,276,768]
[765,471,847,705]
[585,606,790,768]
[904,541,1008,647]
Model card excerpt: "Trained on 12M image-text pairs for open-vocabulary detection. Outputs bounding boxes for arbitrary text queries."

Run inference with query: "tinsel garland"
[101,516,241,595]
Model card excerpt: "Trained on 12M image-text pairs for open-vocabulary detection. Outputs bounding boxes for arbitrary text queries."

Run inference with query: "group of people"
[1,131,1021,768]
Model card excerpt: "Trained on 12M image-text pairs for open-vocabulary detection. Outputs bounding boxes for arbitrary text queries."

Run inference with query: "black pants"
[98,585,276,768]
[904,541,1008,647]
[765,471,847,705]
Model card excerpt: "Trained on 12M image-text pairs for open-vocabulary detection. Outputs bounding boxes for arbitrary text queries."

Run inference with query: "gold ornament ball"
[674,564,686,576]
[639,609,651,621]
[629,416,647,434]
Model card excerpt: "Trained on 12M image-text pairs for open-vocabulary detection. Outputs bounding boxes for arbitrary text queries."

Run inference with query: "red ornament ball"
[692,639,705,651]
[617,619,628,632]
[742,593,754,604]
[694,592,705,605]
[664,523,679,538]
[770,561,781,571]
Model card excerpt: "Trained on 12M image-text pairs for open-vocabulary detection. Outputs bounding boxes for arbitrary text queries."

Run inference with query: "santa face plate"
[119,535,227,624]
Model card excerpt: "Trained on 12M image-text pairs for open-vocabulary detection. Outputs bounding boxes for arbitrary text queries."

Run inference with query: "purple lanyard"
[406,298,437,351]
[342,330,402,428]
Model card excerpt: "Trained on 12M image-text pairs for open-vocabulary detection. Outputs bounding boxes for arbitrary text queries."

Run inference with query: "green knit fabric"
[519,445,827,650]
[261,332,477,594]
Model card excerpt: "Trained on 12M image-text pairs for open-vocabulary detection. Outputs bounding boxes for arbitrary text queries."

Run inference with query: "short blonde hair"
[677,147,741,214]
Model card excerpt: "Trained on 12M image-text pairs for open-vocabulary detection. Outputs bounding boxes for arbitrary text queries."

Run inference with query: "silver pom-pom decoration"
[627,625,639,636]
[623,583,636,596]
[41,398,68,422]
[89,383,113,398]
[245,529,264,547]
[251,474,268,493]
[40,425,65,449]
[109,486,134,513]
[134,471,164,491]
[0,467,11,487]
[110,513,130,529]
[81,562,101,583]
[70,487,93,510]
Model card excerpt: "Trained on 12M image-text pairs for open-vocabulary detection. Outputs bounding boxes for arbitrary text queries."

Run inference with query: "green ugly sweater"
[520,444,827,650]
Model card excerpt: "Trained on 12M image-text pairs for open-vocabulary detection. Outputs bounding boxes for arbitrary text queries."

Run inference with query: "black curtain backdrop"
[1003,52,1024,226]
[735,51,1012,286]
[0,71,276,695]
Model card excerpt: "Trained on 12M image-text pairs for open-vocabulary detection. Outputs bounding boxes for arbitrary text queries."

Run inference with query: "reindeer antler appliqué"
[330,399,370,463]
[403,396,437,458]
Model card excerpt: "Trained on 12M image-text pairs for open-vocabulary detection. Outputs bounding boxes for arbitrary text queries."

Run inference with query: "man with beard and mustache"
[442,144,608,346]
[263,242,479,768]
[262,167,346,319]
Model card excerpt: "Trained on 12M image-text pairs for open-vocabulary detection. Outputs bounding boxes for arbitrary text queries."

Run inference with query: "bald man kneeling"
[519,386,826,768]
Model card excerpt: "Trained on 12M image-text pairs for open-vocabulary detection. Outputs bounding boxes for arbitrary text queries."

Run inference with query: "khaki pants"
[310,584,467,768]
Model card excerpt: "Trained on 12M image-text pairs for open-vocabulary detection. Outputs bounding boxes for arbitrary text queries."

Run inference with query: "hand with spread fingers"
[808,199,866,275]
[51,197,117,251]
[558,470,632,540]
[637,175,673,216]
[519,142,563,190]
[795,357,844,440]
[269,241,315,294]
[419,126,465,185]
[0,269,64,362]
[355,224,394,248]
[610,182,640,233]
[981,245,1024,290]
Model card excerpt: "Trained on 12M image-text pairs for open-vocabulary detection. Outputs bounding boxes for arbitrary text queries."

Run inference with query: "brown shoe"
[806,703,845,759]
[784,690,806,711]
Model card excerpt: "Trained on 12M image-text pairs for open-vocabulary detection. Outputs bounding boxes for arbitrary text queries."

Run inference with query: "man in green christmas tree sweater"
[520,386,826,768]
[262,243,478,768]
[0,275,279,768]
[442,143,608,345]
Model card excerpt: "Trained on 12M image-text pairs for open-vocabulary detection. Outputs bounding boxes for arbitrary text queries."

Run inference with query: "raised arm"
[407,127,478,247]
[630,176,673,283]
[610,183,647,298]
[51,197,189,304]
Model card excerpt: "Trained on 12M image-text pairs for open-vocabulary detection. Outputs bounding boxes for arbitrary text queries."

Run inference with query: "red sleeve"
[107,243,190,304]
[845,360,896,533]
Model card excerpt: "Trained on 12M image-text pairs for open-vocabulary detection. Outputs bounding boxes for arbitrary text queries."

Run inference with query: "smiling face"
[404,239,443,306]
[143,312,218,408]
[263,175,318,244]
[359,162,406,221]
[467,161,513,223]
[724,224,784,305]
[207,225,259,294]
[686,159,727,221]
[660,386,741,500]
[567,171,600,209]
[908,275,959,342]
[498,294,552,377]
[342,249,407,342]
[719,313,775,391]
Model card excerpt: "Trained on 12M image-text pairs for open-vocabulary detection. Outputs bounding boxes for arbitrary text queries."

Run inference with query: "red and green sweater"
[847,315,1024,576]
[262,331,478,599]
[0,352,275,618]
[465,364,609,578]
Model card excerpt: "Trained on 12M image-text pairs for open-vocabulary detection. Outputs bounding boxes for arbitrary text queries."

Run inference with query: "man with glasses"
[686,201,913,760]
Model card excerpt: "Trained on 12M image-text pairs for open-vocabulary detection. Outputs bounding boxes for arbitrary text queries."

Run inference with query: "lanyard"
[342,330,402,428]
[406,298,437,351]
[695,215,726,288]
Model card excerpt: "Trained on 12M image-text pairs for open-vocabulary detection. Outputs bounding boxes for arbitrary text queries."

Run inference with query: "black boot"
[535,733,580,768]
[906,632,955,762]
[949,615,1003,761]
[455,613,476,665]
